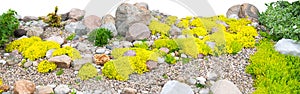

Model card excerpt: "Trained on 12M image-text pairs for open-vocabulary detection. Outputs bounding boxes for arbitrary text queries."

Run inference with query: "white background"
[0,0,297,18]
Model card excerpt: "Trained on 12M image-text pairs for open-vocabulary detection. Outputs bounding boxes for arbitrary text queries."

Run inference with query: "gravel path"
[0,48,256,94]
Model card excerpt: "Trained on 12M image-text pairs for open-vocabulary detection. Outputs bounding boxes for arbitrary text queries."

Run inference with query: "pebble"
[96,48,106,54]
[23,61,32,68]
[4,53,10,57]
[207,72,218,81]
[157,57,165,64]
[196,77,207,85]
[0,59,6,65]
[187,78,197,85]
[32,61,39,67]
[180,54,188,58]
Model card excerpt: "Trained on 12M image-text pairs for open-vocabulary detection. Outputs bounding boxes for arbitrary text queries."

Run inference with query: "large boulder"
[68,8,85,21]
[211,80,242,94]
[100,14,115,25]
[160,80,194,94]
[275,38,300,57]
[226,3,259,21]
[65,21,89,36]
[13,80,36,94]
[115,3,151,36]
[83,15,102,31]
[125,23,151,41]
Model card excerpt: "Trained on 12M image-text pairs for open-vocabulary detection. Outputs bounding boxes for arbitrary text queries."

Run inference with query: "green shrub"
[0,9,19,46]
[66,33,76,40]
[40,6,61,27]
[246,39,300,94]
[78,63,98,80]
[153,39,179,52]
[259,1,300,41]
[165,54,176,64]
[88,28,113,47]
[37,60,57,73]
[133,42,149,49]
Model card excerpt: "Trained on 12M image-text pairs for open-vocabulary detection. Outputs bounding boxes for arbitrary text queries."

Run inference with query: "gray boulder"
[275,38,300,57]
[115,3,151,36]
[125,23,150,41]
[26,26,44,37]
[100,23,118,37]
[65,22,88,36]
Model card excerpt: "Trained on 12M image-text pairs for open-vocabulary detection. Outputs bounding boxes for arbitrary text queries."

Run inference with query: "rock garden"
[0,0,299,94]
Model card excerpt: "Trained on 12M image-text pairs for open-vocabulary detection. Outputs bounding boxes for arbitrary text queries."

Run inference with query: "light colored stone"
[96,48,106,54]
[65,22,88,36]
[160,80,194,94]
[68,8,85,21]
[48,55,72,68]
[100,23,118,37]
[54,85,70,94]
[187,78,197,85]
[32,61,38,67]
[211,80,242,94]
[46,49,56,59]
[72,57,92,71]
[275,38,300,57]
[207,72,218,81]
[37,86,54,94]
[180,54,188,58]
[46,36,64,45]
[13,80,36,94]
[0,60,6,65]
[122,88,137,94]
[26,26,43,37]
[196,77,207,85]
[157,57,165,64]
[146,60,158,70]
[23,61,32,68]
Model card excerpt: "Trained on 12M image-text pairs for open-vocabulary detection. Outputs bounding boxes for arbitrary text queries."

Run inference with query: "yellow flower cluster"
[6,36,60,60]
[175,37,199,58]
[194,38,212,55]
[0,78,2,93]
[148,20,171,36]
[177,18,189,29]
[103,47,163,81]
[37,60,57,73]
[52,46,82,60]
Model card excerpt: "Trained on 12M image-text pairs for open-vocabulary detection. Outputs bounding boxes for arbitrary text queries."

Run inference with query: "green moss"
[175,37,199,58]
[37,60,57,73]
[246,39,300,94]
[111,48,130,59]
[78,63,98,80]
[165,16,178,26]
[52,46,81,60]
[165,54,176,64]
[149,20,171,36]
[153,39,179,52]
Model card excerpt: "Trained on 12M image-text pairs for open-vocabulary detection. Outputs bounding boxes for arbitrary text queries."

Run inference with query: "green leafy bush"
[259,1,300,41]
[66,33,76,40]
[246,39,300,94]
[40,6,61,27]
[0,9,19,46]
[78,63,98,80]
[88,28,113,47]
[165,54,176,64]
[37,60,57,73]
[153,39,179,52]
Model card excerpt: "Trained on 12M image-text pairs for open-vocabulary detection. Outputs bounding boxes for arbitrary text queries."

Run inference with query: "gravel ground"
[0,47,256,94]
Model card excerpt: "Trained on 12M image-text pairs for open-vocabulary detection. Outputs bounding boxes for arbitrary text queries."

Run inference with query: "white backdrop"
[0,0,297,18]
